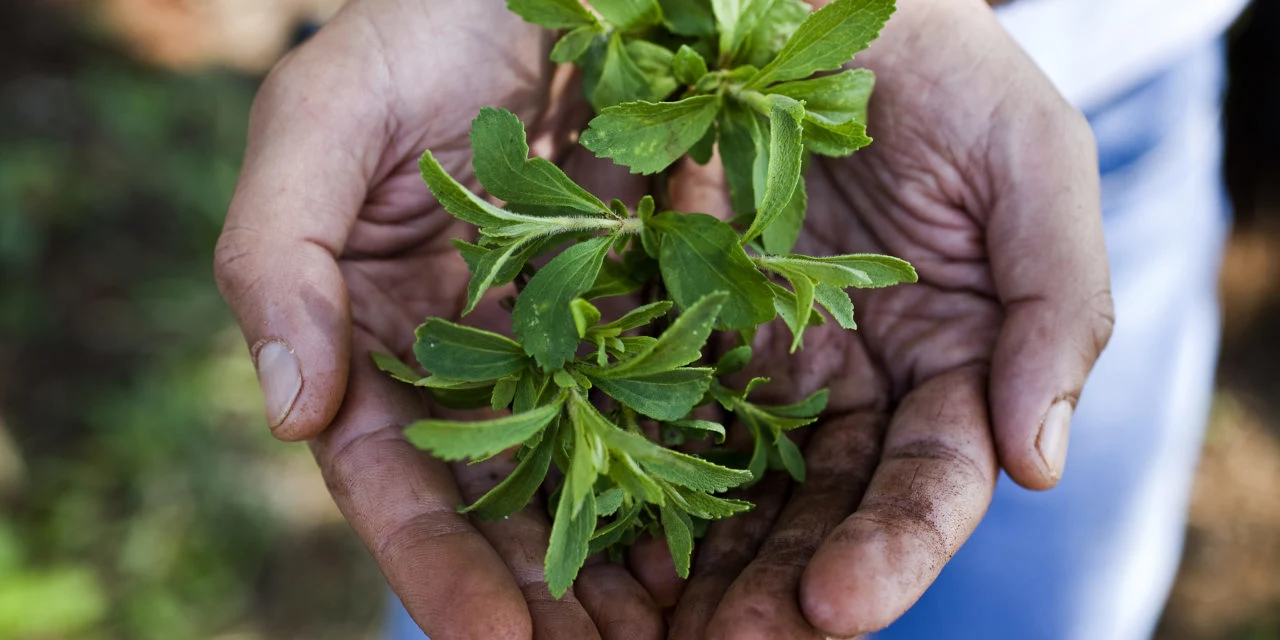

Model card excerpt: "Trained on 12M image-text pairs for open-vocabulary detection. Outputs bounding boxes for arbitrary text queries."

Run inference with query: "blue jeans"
[388,41,1231,640]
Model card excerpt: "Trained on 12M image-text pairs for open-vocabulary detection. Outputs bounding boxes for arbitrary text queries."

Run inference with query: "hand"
[654,0,1115,637]
[213,1,663,637]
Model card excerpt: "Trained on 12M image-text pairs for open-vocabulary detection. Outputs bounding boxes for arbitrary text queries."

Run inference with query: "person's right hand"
[213,1,663,637]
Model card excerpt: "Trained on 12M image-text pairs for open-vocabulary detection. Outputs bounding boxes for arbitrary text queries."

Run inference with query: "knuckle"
[1087,288,1117,356]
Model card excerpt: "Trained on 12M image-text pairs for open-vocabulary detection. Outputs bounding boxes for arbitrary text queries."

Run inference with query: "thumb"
[215,41,386,441]
[987,102,1115,490]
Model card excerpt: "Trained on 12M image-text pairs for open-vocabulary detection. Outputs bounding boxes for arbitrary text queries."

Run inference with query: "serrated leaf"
[491,375,520,411]
[594,300,674,334]
[462,417,558,519]
[584,257,644,299]
[761,172,806,254]
[590,501,643,554]
[419,150,549,229]
[608,452,666,504]
[513,371,550,413]
[596,487,626,517]
[413,319,528,381]
[673,45,709,84]
[471,108,611,215]
[757,255,872,287]
[596,426,752,492]
[405,400,562,461]
[513,236,615,370]
[581,96,720,174]
[666,418,726,443]
[565,401,601,516]
[507,0,600,29]
[802,113,872,156]
[596,292,726,377]
[715,345,752,375]
[769,264,815,353]
[765,388,829,418]
[592,0,664,30]
[814,282,856,329]
[650,212,776,329]
[806,254,918,287]
[670,485,752,519]
[764,68,874,124]
[660,504,694,578]
[546,480,595,598]
[688,121,716,165]
[741,97,805,245]
[371,352,422,384]
[453,239,487,271]
[551,24,604,63]
[738,0,811,68]
[660,0,717,35]
[744,0,896,89]
[774,432,806,481]
[716,101,766,216]
[589,368,713,421]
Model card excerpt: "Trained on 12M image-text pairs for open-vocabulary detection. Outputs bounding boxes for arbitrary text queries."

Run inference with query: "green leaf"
[744,0,896,89]
[565,402,601,516]
[765,388,829,418]
[814,282,856,329]
[371,352,422,384]
[762,262,816,352]
[659,0,717,35]
[590,501,643,554]
[419,150,548,229]
[712,0,774,63]
[806,253,918,287]
[570,298,602,337]
[738,0,811,68]
[593,32,657,110]
[715,345,752,375]
[757,255,873,287]
[405,400,562,461]
[507,0,600,29]
[673,45,710,85]
[470,108,611,215]
[716,101,766,216]
[584,257,644,299]
[761,173,806,254]
[551,24,605,63]
[546,479,595,598]
[461,417,559,519]
[413,319,528,381]
[650,212,776,329]
[597,291,726,377]
[513,236,615,370]
[491,375,520,411]
[774,432,806,481]
[802,114,872,156]
[688,121,717,165]
[660,504,694,578]
[592,0,664,30]
[741,97,805,245]
[669,485,752,519]
[596,487,626,517]
[626,40,679,100]
[589,368,714,421]
[594,300,673,334]
[666,418,726,443]
[581,96,721,175]
[598,426,753,492]
[764,68,875,124]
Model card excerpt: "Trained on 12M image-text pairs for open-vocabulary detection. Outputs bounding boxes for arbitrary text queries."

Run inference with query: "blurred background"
[0,1,1276,638]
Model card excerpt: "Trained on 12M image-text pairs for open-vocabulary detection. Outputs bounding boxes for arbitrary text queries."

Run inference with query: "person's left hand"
[634,0,1115,637]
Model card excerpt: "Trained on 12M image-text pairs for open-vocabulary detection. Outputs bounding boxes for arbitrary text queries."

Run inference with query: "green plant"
[373,0,914,598]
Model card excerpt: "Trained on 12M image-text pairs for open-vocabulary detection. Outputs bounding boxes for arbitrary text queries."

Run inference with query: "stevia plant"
[372,0,916,598]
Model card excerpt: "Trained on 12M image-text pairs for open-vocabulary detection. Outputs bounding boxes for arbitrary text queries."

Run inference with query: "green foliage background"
[0,5,382,638]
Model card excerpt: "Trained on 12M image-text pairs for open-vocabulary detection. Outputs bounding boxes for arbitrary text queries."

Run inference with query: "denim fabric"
[386,38,1231,640]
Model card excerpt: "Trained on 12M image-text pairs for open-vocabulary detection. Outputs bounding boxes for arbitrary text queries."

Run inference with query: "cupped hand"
[656,0,1115,637]
[213,1,662,637]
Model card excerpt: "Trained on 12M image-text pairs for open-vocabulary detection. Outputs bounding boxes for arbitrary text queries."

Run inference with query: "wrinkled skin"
[214,0,1113,638]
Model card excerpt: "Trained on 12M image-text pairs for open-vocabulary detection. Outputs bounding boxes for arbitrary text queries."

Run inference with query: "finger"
[452,459,602,640]
[214,27,392,441]
[799,367,999,637]
[667,476,790,640]
[985,71,1115,488]
[701,414,885,640]
[311,329,532,639]
[628,534,684,609]
[577,562,666,640]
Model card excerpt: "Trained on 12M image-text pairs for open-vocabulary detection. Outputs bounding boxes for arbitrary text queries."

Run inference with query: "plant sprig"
[375,0,912,598]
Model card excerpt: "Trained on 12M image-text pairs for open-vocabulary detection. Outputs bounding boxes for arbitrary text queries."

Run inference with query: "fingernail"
[255,340,301,429]
[1036,400,1073,481]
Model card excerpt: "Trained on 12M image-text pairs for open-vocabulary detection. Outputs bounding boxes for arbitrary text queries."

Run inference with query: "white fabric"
[997,0,1251,110]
